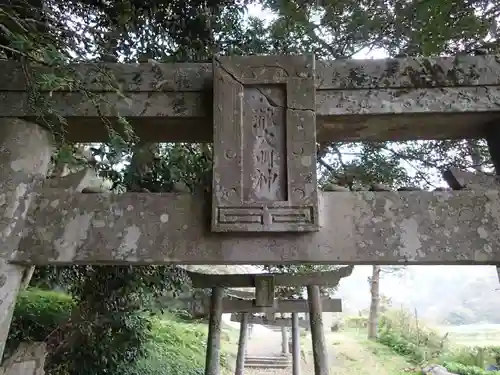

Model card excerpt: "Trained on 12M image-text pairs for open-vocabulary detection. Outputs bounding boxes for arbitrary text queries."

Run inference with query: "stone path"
[234,329,413,375]
[246,327,283,357]
[242,327,309,375]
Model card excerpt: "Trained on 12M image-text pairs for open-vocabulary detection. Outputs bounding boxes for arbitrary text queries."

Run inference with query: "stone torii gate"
[228,303,336,375]
[2,53,500,374]
[229,299,342,374]
[187,266,351,375]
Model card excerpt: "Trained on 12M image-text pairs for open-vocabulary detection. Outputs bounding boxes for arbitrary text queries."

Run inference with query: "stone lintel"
[13,189,500,265]
[2,55,500,142]
[186,266,353,288]
[442,168,500,281]
[220,298,341,314]
[2,88,500,143]
[231,314,294,326]
[230,314,310,328]
[3,55,499,92]
[442,167,500,191]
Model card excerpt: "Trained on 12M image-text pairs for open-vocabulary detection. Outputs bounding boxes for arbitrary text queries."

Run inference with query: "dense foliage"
[6,289,232,375]
[5,289,74,360]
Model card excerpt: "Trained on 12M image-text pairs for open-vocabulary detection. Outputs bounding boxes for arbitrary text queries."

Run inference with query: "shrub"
[442,361,500,375]
[376,308,447,363]
[344,316,368,329]
[373,308,500,373]
[6,290,230,375]
[5,288,75,359]
[441,345,500,369]
[123,315,230,375]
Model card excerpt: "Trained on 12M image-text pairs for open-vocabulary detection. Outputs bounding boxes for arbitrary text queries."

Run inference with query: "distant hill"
[335,265,500,324]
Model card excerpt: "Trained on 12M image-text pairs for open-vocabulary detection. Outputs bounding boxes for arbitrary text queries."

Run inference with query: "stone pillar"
[304,313,310,331]
[205,287,224,375]
[292,312,301,375]
[0,342,47,375]
[486,125,500,284]
[281,326,289,355]
[0,119,52,359]
[234,312,249,375]
[307,285,329,375]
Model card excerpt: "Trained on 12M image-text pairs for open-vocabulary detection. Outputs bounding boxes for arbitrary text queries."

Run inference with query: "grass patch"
[435,325,500,347]
[123,314,236,375]
[345,310,500,375]
[335,329,418,375]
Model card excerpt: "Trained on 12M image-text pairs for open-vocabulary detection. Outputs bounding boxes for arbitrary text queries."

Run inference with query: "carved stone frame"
[212,54,318,232]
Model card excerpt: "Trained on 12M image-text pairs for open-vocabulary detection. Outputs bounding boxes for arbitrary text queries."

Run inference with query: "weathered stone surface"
[442,167,500,191]
[13,189,500,265]
[421,364,457,375]
[0,61,214,92]
[205,287,223,375]
[307,285,328,375]
[212,55,318,232]
[0,342,47,375]
[234,312,249,375]
[317,55,500,89]
[0,119,52,358]
[187,266,353,288]
[3,55,498,92]
[230,314,306,327]
[254,275,275,307]
[221,298,341,314]
[3,55,500,143]
[441,169,500,284]
[9,93,498,143]
[318,87,500,115]
[180,265,260,299]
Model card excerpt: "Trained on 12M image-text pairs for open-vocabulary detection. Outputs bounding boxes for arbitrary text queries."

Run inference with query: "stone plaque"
[254,275,275,307]
[212,54,318,232]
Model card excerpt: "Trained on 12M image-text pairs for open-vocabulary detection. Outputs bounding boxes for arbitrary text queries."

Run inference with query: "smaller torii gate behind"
[230,313,307,369]
[187,266,352,375]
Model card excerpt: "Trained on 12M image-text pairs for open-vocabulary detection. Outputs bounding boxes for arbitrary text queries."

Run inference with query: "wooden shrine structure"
[3,53,500,375]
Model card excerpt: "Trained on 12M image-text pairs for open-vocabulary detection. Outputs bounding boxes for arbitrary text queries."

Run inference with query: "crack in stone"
[214,57,244,85]
[255,87,314,112]
[215,57,315,112]
[256,87,280,107]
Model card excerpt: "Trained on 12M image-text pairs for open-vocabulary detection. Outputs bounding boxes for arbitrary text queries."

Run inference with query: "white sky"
[246,2,389,60]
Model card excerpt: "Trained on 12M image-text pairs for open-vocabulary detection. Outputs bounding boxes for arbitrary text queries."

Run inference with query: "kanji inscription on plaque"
[212,54,318,232]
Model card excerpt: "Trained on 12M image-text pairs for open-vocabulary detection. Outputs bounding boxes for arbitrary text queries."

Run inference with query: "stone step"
[245,356,291,362]
[244,355,292,369]
[268,326,283,331]
[245,363,290,369]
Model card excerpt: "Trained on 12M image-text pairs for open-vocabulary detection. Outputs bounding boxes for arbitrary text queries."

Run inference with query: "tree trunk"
[368,265,381,339]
